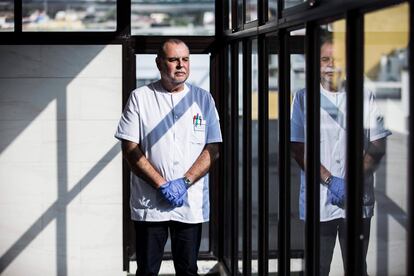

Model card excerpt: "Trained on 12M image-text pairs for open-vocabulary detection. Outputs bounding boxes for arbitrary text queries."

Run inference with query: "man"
[115,39,222,276]
[290,34,391,275]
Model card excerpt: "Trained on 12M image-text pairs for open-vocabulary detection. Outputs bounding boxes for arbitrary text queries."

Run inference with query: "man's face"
[320,42,343,91]
[157,42,190,88]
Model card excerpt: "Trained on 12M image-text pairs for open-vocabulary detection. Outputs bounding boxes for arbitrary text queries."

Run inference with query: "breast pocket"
[191,125,207,144]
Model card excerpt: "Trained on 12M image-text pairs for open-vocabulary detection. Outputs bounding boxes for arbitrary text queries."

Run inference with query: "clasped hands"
[159,178,189,207]
[326,176,345,208]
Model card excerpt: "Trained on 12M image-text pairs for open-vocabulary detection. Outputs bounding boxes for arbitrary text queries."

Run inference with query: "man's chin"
[172,78,188,85]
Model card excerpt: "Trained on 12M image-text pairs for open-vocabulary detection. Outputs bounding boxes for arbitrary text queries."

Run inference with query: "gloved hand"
[159,178,188,207]
[327,189,344,208]
[327,176,345,208]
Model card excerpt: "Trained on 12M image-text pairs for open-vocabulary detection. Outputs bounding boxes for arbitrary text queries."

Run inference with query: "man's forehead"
[164,43,189,55]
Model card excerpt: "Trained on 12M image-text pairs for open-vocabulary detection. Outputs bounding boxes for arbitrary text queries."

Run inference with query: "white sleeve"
[206,94,223,144]
[366,91,392,142]
[291,90,305,143]
[114,91,141,144]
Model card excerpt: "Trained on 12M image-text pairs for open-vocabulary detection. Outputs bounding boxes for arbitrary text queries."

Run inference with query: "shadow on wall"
[0,45,122,275]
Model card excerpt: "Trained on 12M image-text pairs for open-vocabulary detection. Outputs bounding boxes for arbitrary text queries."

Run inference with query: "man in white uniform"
[291,34,391,275]
[115,39,222,276]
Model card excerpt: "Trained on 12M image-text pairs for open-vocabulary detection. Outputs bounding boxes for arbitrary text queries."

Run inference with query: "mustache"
[322,67,342,73]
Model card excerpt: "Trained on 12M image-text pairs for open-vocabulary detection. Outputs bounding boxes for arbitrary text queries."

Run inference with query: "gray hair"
[156,39,189,59]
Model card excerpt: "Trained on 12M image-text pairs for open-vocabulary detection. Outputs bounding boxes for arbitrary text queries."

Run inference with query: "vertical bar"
[277,0,284,19]
[216,0,226,38]
[304,22,320,276]
[407,1,414,275]
[258,35,269,276]
[232,0,238,31]
[278,29,291,276]
[210,39,224,259]
[14,0,22,32]
[243,39,253,276]
[240,0,246,28]
[122,39,136,272]
[117,0,131,35]
[231,42,240,276]
[234,0,245,31]
[258,0,267,25]
[345,11,364,276]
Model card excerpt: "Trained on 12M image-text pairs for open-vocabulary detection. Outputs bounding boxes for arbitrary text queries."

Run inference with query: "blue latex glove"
[327,176,345,208]
[159,178,188,207]
[327,189,344,208]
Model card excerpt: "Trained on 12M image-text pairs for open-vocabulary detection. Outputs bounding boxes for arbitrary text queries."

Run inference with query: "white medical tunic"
[115,81,222,223]
[291,85,391,221]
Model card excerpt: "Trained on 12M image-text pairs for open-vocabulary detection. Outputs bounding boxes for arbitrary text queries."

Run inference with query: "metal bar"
[220,42,232,273]
[258,35,269,276]
[209,38,225,259]
[117,0,131,36]
[407,1,414,275]
[14,0,22,32]
[122,38,136,272]
[277,0,284,17]
[304,22,320,276]
[243,39,253,276]
[258,0,267,25]
[277,29,291,276]
[345,10,364,276]
[231,41,240,276]
[231,0,238,32]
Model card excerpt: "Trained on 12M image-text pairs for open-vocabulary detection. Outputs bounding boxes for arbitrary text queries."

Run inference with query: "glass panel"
[363,4,408,275]
[251,38,259,272]
[131,0,215,36]
[289,35,305,265]
[245,0,257,22]
[268,0,277,20]
[318,20,347,275]
[284,0,305,10]
[135,54,211,254]
[267,36,279,273]
[0,0,13,31]
[238,41,244,274]
[22,0,116,31]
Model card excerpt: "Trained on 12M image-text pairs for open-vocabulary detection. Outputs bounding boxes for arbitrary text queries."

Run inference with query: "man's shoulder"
[187,83,209,95]
[131,81,159,97]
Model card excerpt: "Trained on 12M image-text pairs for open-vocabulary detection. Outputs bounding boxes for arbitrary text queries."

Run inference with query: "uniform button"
[175,115,178,119]
[173,161,179,165]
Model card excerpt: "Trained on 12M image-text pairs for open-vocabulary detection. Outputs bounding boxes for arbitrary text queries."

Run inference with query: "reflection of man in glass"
[290,33,391,275]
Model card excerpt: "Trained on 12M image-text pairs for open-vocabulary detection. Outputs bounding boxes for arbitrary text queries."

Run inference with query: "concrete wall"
[0,45,123,275]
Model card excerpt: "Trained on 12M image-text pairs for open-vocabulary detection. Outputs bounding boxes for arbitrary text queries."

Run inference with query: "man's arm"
[363,137,386,175]
[292,137,387,181]
[291,141,332,183]
[184,143,220,184]
[121,140,166,189]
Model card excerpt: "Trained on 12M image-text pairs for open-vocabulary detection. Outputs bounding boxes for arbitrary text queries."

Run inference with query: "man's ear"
[155,57,162,71]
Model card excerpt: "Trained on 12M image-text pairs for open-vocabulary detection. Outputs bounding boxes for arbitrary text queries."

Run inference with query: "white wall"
[0,45,123,275]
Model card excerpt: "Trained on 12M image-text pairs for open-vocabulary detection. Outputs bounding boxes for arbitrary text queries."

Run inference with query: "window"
[131,0,215,35]
[0,0,13,31]
[22,0,116,31]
